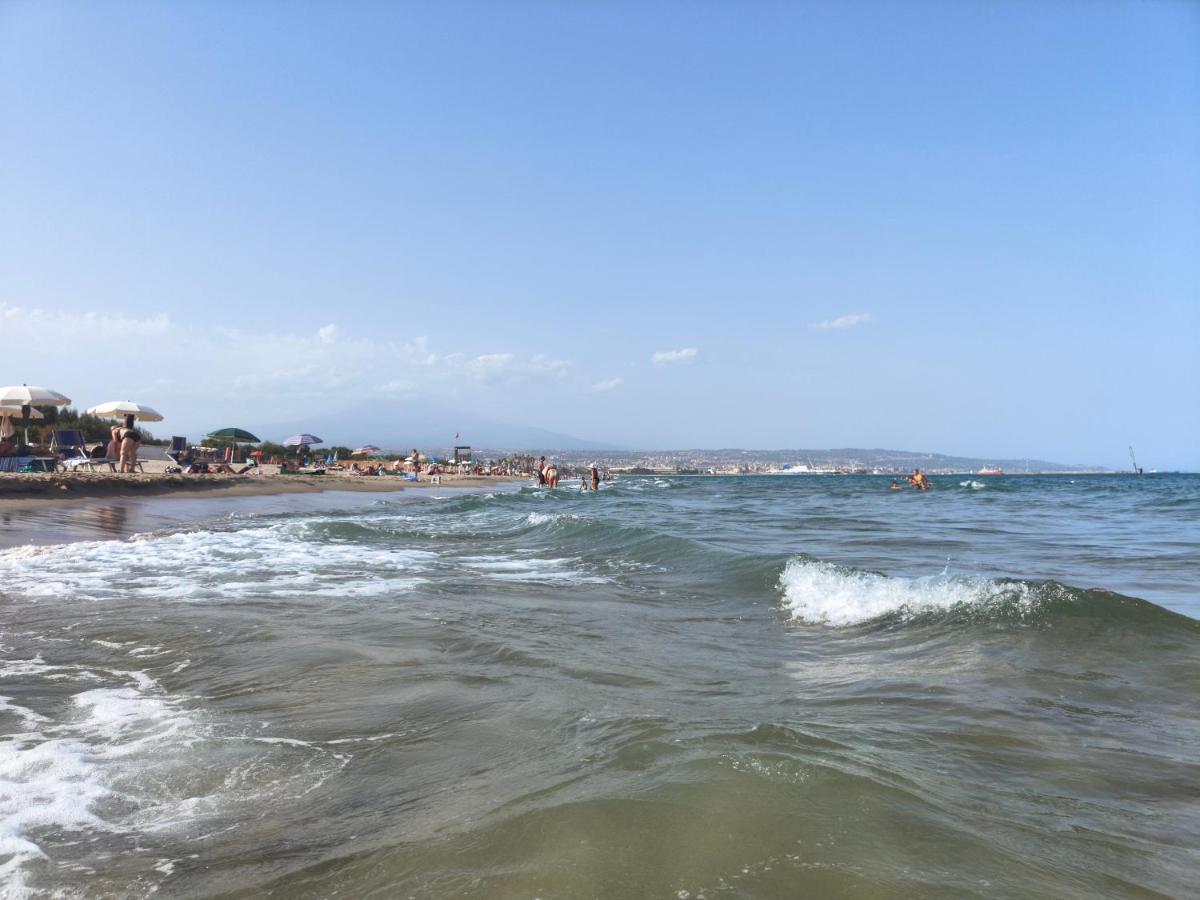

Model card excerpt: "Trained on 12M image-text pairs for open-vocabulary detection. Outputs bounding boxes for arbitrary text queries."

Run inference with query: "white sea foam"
[525,512,580,526]
[0,656,350,895]
[0,519,436,605]
[0,662,196,897]
[778,559,1021,626]
[959,480,986,489]
[460,554,608,584]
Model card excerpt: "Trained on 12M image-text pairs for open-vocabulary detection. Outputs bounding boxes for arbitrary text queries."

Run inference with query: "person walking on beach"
[119,415,141,473]
[411,449,420,475]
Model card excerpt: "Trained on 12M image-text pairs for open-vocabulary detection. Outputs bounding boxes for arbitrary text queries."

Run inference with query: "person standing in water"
[908,469,930,491]
[590,464,600,492]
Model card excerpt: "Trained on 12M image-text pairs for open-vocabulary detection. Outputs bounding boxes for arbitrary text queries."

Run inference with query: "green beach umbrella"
[206,427,261,462]
[207,428,261,442]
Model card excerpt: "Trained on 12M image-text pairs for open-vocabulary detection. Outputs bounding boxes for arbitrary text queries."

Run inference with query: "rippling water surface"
[1,474,1197,898]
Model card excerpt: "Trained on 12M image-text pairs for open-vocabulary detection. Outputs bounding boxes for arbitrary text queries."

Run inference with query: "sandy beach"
[0,461,519,509]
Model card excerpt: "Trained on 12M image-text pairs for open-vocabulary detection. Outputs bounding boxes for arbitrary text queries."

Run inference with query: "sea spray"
[777,559,1026,625]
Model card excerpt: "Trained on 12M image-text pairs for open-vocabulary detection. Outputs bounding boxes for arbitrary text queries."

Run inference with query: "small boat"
[978,466,1003,475]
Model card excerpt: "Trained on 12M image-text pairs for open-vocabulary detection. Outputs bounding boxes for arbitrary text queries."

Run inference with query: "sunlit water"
[1,474,1197,898]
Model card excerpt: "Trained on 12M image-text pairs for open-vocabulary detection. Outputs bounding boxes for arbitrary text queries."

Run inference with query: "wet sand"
[0,467,520,510]
[0,477,523,549]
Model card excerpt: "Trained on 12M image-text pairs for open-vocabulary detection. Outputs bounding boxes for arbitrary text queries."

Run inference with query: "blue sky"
[2,1,1197,468]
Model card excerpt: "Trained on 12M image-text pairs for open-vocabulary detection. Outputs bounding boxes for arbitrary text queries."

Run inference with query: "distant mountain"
[263,399,620,453]
[257,404,1101,470]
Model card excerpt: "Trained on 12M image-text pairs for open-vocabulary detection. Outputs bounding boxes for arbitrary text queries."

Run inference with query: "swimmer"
[908,469,930,491]
[889,480,902,491]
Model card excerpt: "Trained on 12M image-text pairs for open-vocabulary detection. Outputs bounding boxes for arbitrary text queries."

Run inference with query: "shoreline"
[0,475,525,551]
[0,471,522,511]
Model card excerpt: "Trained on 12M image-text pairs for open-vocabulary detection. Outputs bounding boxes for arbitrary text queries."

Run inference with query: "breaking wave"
[777,558,1194,629]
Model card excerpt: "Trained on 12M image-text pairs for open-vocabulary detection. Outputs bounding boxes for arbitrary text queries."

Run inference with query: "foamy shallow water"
[0,476,1197,897]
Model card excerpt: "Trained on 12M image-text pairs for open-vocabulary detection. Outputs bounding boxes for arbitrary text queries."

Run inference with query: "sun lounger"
[167,436,189,466]
[61,456,106,471]
[50,429,89,462]
[0,455,30,473]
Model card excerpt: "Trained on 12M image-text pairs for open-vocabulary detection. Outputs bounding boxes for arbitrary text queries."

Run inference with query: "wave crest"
[778,559,1033,626]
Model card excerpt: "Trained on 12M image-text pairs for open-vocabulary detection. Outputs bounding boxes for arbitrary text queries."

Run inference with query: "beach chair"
[50,429,88,461]
[167,436,190,466]
[49,429,110,471]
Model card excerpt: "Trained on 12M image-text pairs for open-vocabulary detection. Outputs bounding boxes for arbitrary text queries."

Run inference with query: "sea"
[0,473,1197,899]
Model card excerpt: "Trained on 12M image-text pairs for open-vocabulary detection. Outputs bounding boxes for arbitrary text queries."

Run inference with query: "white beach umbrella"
[0,385,72,408]
[0,386,68,444]
[85,400,165,422]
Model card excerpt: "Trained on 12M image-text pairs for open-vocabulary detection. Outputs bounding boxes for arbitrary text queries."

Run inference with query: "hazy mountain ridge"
[264,400,621,452]
[263,401,1102,470]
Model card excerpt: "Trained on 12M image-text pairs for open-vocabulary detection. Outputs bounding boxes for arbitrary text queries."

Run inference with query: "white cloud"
[591,377,623,392]
[0,300,578,428]
[0,302,170,340]
[458,352,571,384]
[377,379,416,396]
[809,312,873,331]
[652,347,699,365]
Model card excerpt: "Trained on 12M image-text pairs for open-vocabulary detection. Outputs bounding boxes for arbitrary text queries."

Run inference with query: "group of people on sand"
[890,469,932,491]
[351,450,431,478]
